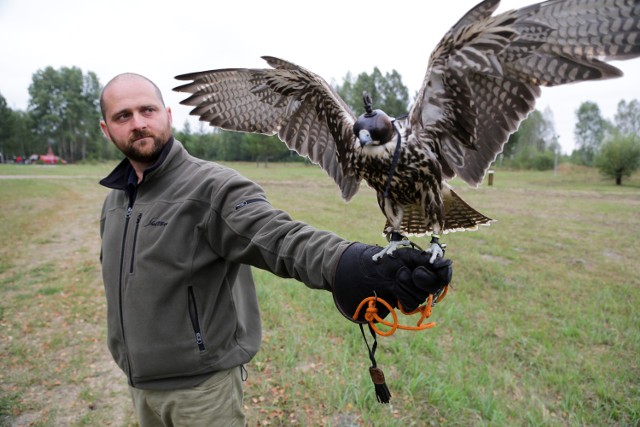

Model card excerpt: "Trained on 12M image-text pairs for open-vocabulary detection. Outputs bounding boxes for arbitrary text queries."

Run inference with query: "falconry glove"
[332,242,452,322]
[332,242,452,404]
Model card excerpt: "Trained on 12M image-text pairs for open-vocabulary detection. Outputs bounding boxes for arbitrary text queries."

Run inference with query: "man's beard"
[121,129,166,164]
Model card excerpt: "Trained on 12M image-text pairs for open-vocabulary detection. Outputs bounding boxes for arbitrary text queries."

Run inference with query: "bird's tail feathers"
[442,188,494,233]
[384,188,493,237]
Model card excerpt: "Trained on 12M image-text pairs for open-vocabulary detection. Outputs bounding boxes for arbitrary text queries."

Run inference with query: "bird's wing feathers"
[174,57,361,201]
[175,68,293,134]
[449,0,502,32]
[412,0,640,186]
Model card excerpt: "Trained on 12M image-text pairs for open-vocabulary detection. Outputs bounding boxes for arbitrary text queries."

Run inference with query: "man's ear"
[100,120,111,141]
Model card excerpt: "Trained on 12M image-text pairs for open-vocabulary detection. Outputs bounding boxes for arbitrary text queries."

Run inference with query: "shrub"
[595,132,640,185]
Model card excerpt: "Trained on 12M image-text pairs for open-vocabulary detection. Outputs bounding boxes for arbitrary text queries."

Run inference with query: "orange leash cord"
[352,285,449,337]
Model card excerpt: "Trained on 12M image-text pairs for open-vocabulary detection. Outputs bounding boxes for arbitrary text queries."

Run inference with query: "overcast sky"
[1,0,639,154]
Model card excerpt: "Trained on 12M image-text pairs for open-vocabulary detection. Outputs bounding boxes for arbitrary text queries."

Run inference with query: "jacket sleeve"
[205,170,350,291]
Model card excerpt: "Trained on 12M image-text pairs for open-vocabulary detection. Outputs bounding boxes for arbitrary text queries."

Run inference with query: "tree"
[595,131,640,185]
[245,133,289,166]
[335,67,410,117]
[503,108,557,169]
[175,120,195,152]
[28,66,103,162]
[0,93,36,161]
[614,99,640,136]
[10,111,36,160]
[574,101,609,166]
[216,130,251,161]
[0,93,14,161]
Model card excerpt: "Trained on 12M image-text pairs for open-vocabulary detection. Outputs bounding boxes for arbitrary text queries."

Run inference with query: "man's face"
[100,77,173,165]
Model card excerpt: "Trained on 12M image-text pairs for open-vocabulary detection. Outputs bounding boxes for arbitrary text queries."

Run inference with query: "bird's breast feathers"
[348,134,440,201]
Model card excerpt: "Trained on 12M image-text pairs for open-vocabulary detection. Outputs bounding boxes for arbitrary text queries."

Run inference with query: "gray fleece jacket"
[100,138,349,389]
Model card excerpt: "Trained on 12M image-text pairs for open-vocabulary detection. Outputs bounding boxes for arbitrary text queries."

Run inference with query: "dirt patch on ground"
[1,179,134,426]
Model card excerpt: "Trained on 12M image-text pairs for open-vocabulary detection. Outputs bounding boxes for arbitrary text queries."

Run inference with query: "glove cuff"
[332,243,392,323]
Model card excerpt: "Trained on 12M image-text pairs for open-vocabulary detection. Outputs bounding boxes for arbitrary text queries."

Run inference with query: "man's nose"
[131,113,148,129]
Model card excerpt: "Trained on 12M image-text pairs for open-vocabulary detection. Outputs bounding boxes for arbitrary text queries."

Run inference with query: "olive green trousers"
[128,366,245,427]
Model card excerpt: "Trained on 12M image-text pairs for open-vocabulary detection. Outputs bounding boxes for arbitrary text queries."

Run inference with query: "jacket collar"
[100,137,176,190]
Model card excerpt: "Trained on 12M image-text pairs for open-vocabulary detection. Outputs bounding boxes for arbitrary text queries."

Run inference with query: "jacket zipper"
[235,198,268,210]
[129,213,142,274]
[187,286,206,352]
[119,205,135,386]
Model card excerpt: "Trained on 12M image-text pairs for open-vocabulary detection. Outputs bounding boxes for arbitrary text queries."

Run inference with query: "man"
[98,73,452,426]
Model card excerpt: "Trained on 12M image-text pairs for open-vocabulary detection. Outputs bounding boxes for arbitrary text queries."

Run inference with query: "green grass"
[0,162,638,426]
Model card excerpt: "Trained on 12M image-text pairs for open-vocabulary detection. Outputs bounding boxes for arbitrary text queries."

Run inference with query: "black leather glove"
[332,243,452,323]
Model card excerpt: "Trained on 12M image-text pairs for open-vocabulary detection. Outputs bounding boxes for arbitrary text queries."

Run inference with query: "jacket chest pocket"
[128,213,143,274]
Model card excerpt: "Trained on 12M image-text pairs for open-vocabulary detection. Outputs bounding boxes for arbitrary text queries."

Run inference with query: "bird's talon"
[426,242,444,263]
[371,239,411,261]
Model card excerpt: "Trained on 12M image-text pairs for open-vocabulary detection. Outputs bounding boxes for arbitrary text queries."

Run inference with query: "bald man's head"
[99,73,173,172]
[100,73,165,121]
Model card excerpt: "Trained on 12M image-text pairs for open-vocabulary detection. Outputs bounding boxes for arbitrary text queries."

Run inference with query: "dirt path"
[3,179,135,426]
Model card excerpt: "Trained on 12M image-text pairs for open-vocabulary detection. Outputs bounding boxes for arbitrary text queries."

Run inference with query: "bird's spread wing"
[173,56,361,201]
[411,0,640,186]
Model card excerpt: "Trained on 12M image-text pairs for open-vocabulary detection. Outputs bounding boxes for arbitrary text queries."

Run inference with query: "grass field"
[0,162,638,426]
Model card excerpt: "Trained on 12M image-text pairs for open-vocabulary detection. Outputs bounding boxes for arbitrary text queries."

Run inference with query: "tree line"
[498,99,640,184]
[1,65,638,183]
[0,66,118,164]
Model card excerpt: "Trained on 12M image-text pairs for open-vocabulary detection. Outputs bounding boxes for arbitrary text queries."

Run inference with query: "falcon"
[173,0,640,261]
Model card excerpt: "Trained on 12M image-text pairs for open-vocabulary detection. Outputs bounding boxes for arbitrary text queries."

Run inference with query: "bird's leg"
[426,234,445,263]
[372,232,412,262]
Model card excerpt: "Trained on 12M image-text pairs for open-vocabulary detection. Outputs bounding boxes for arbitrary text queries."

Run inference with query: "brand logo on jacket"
[145,218,169,227]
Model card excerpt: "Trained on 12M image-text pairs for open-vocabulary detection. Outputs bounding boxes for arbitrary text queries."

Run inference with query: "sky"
[1,0,639,155]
